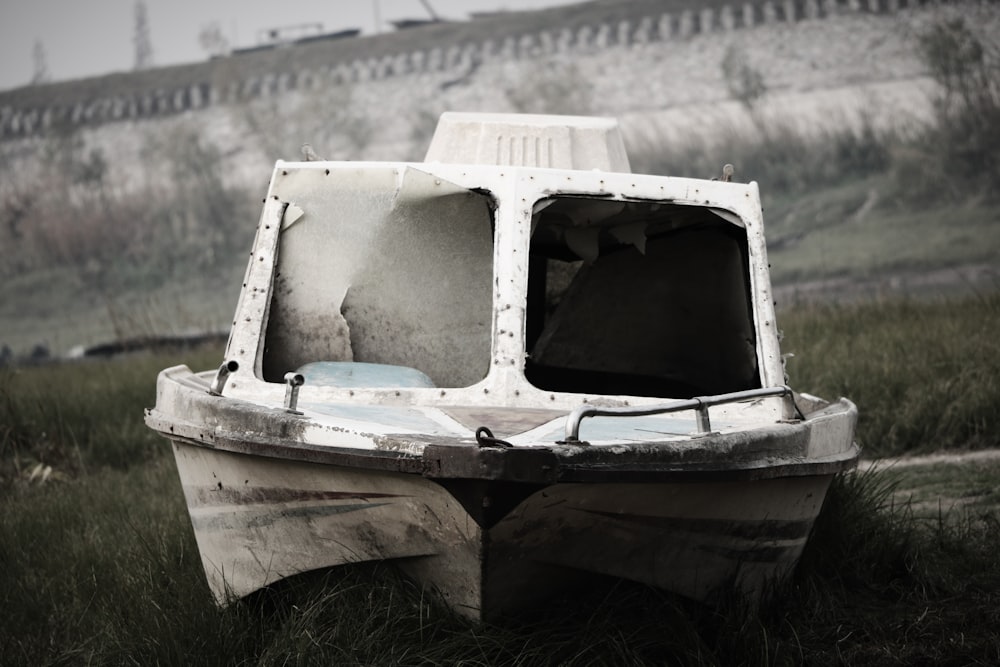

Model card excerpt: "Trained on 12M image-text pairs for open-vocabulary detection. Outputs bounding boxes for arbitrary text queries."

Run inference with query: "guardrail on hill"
[0,0,952,140]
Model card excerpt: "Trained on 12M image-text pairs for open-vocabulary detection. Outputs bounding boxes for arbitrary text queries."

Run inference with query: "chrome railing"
[563,386,791,442]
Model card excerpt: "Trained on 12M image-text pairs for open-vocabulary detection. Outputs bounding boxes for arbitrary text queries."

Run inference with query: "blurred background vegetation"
[1,13,998,358]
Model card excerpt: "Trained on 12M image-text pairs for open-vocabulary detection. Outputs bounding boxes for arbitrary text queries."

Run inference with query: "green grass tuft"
[779,292,1000,457]
[0,346,222,483]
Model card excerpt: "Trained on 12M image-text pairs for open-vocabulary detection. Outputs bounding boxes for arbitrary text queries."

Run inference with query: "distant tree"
[916,18,1000,192]
[721,45,767,112]
[133,1,154,70]
[198,22,230,58]
[918,19,998,123]
[31,40,50,85]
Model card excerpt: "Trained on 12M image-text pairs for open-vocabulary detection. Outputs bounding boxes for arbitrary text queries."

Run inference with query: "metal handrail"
[208,360,239,396]
[283,372,306,414]
[562,386,791,442]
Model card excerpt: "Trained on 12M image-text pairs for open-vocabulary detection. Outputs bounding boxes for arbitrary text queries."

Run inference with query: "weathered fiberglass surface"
[525,197,759,399]
[262,167,495,387]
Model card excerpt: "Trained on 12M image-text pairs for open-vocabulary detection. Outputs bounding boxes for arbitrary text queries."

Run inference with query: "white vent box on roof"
[424,111,631,172]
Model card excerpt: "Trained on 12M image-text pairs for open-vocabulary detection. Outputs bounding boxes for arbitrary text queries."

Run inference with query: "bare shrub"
[0,185,38,275]
[629,112,890,196]
[0,119,255,294]
[897,18,1000,200]
[721,45,767,113]
[505,60,592,116]
[241,82,375,160]
[137,123,256,270]
[0,123,137,287]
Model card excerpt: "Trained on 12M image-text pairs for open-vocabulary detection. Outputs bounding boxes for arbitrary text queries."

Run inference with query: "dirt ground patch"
[775,263,1000,305]
[862,449,1000,521]
[863,448,1000,470]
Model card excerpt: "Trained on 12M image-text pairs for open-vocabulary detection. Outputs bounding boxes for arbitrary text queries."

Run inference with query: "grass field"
[779,292,1000,457]
[2,295,999,665]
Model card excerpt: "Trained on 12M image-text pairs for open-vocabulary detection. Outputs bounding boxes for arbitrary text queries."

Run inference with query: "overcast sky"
[0,0,581,92]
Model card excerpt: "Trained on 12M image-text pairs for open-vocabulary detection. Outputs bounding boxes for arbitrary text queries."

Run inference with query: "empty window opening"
[525,197,760,399]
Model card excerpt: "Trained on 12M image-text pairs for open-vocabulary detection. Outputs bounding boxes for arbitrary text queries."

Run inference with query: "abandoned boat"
[145,112,859,621]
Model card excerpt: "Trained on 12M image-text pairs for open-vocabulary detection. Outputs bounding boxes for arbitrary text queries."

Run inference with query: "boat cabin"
[219,113,785,420]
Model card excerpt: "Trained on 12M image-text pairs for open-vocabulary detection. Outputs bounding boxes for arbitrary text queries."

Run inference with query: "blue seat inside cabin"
[296,361,436,388]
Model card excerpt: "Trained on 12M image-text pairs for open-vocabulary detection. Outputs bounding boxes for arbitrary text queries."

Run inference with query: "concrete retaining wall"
[0,0,986,139]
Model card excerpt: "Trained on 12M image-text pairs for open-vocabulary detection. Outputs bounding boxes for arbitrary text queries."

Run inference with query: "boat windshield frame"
[214,162,785,418]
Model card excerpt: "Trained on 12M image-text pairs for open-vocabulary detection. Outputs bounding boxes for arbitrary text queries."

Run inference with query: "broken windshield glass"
[525,197,760,399]
[261,167,495,388]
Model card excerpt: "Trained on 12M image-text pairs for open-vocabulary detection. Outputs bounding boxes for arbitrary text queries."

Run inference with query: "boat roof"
[424,111,631,172]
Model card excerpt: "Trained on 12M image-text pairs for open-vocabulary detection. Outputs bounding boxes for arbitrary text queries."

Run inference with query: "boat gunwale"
[146,396,859,484]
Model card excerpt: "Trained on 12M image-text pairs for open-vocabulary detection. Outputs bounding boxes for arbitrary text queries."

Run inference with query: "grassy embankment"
[2,16,1000,358]
[2,294,999,665]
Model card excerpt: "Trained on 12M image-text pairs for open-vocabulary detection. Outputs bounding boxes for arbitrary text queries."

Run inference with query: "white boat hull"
[171,438,840,620]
